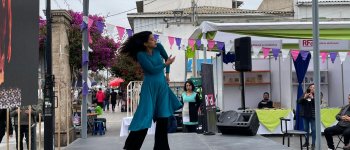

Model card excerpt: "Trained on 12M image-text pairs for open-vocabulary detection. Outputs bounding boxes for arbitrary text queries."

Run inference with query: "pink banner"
[291,50,300,61]
[188,39,195,49]
[262,47,270,59]
[116,26,126,40]
[348,52,350,56]
[168,36,175,49]
[207,40,215,51]
[320,52,328,63]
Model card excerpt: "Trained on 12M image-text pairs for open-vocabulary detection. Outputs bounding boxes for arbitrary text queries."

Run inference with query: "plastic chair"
[93,120,105,135]
[280,117,308,150]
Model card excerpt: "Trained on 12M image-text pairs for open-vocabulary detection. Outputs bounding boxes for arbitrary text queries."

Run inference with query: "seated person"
[257,92,273,109]
[325,94,350,150]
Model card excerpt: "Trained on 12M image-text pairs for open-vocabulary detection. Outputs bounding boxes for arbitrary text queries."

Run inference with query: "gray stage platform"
[65,133,293,150]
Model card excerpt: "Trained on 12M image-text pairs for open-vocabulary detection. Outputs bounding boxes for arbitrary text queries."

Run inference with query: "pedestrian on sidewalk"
[96,88,105,109]
[119,31,182,150]
[110,89,117,112]
[104,88,110,111]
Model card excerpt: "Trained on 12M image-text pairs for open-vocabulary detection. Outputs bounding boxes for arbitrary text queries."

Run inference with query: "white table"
[120,117,156,137]
[257,111,294,134]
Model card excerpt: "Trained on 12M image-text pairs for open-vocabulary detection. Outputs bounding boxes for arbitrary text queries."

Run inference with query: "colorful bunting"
[207,40,215,51]
[300,50,309,61]
[202,39,208,49]
[320,52,328,63]
[116,26,126,40]
[272,48,280,60]
[281,49,290,61]
[262,47,270,59]
[168,36,175,49]
[188,39,195,50]
[224,40,234,52]
[217,41,225,51]
[88,18,94,44]
[154,34,159,42]
[291,50,300,61]
[185,47,195,58]
[252,47,261,58]
[175,37,182,50]
[96,21,104,34]
[126,29,133,37]
[330,52,337,63]
[339,52,348,63]
[196,39,201,48]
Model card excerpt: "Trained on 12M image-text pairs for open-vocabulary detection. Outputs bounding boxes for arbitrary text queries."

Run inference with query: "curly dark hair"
[118,31,152,61]
[184,80,195,92]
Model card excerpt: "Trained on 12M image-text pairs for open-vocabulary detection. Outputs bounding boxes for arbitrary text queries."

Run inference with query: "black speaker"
[234,37,252,72]
[217,110,259,136]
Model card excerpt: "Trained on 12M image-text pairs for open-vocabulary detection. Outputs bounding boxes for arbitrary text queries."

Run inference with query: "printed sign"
[252,40,282,49]
[299,39,350,50]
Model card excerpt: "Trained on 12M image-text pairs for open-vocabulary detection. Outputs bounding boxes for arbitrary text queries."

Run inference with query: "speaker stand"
[238,71,246,110]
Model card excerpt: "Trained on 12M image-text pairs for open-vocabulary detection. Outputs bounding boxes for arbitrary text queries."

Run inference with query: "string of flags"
[83,19,350,64]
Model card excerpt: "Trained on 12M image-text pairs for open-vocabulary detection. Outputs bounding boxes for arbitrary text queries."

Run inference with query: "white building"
[128,0,293,82]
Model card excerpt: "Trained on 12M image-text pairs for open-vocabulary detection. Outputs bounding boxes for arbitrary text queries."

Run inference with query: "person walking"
[120,31,182,150]
[110,89,117,112]
[96,88,105,109]
[104,88,110,111]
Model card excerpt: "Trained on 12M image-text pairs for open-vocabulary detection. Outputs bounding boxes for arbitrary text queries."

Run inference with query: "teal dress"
[129,43,183,131]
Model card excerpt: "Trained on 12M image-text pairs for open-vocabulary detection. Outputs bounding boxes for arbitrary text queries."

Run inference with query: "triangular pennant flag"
[154,34,159,42]
[181,38,188,50]
[224,40,234,52]
[320,52,328,63]
[186,46,195,58]
[96,21,104,34]
[217,41,225,51]
[262,47,270,59]
[329,52,337,63]
[281,49,290,61]
[252,47,261,58]
[175,37,182,50]
[272,48,280,60]
[126,29,133,37]
[168,36,175,49]
[339,52,348,64]
[207,40,215,51]
[188,39,195,50]
[105,23,116,37]
[300,50,310,61]
[291,50,300,61]
[88,18,94,44]
[116,26,126,40]
[196,39,201,49]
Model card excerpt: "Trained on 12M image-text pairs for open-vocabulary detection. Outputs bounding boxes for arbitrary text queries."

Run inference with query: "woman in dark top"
[181,80,201,132]
[298,84,316,148]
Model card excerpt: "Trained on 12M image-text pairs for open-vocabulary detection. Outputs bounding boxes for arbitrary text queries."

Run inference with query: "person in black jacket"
[257,92,273,109]
[0,109,13,143]
[181,80,201,132]
[326,94,350,150]
[110,89,117,112]
[298,84,316,148]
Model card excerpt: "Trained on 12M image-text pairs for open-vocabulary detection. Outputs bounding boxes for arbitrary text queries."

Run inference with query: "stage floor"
[65,133,293,150]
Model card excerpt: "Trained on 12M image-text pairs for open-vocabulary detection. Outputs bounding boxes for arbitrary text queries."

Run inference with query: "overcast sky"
[39,0,263,28]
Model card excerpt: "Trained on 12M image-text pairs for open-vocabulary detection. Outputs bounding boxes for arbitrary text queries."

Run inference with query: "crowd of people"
[91,88,125,112]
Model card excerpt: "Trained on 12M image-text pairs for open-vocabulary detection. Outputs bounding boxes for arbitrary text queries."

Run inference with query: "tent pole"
[312,0,321,149]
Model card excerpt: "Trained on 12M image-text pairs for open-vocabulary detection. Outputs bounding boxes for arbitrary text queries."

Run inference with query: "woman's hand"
[165,55,176,66]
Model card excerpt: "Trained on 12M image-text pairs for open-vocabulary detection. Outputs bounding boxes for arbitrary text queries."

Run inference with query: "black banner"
[0,0,39,108]
[201,63,217,134]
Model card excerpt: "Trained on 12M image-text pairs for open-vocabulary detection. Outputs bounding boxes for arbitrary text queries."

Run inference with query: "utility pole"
[44,0,55,149]
[191,0,197,77]
[81,0,89,139]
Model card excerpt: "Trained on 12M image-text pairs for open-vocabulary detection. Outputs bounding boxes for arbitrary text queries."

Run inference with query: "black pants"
[14,125,36,150]
[324,125,350,149]
[111,103,116,111]
[124,118,169,150]
[0,122,5,143]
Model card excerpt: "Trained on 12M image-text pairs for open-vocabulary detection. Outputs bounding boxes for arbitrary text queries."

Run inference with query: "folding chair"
[280,117,309,150]
[336,135,344,150]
